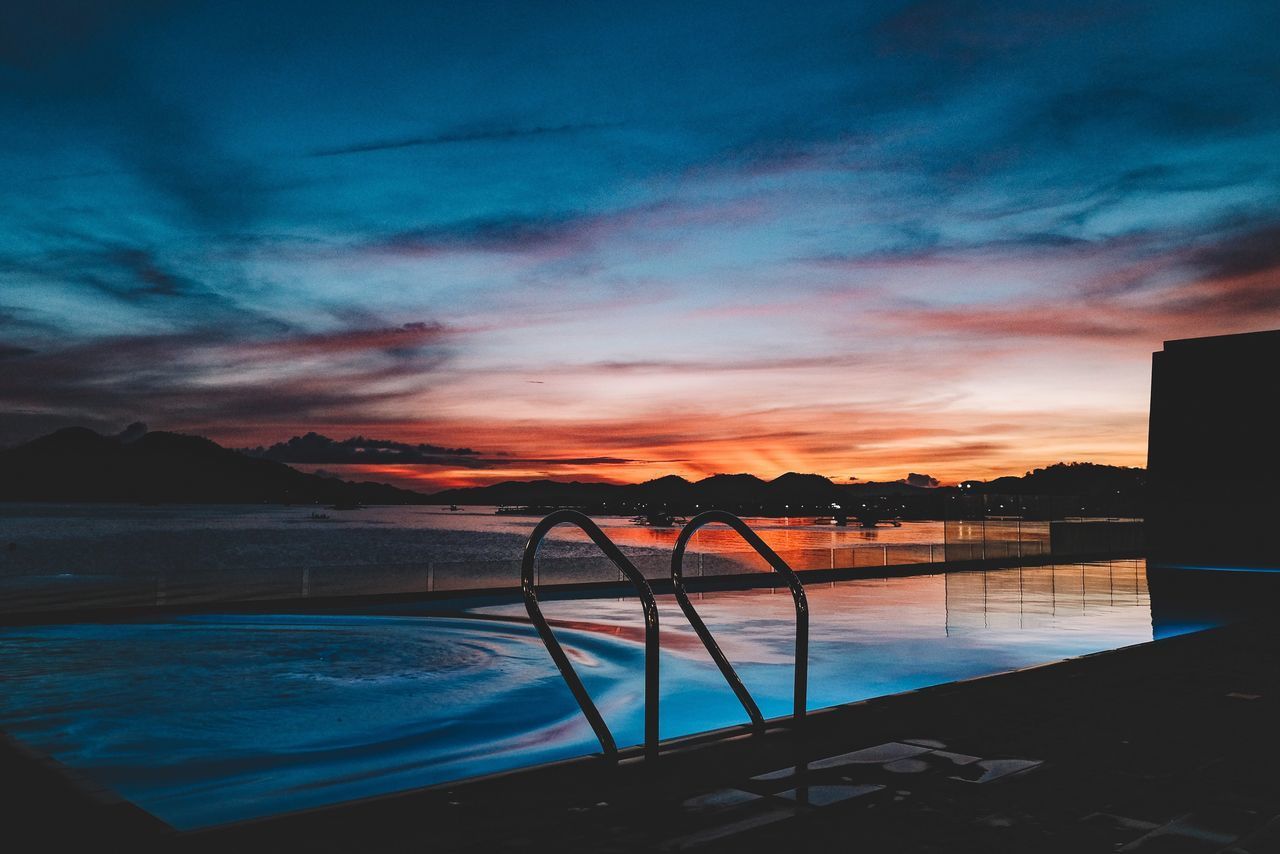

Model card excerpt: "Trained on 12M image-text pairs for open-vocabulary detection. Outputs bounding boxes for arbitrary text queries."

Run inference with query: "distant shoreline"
[1,427,1145,518]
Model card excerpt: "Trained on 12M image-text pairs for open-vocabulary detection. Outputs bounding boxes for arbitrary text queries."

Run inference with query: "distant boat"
[330,500,365,511]
[448,504,461,511]
[496,504,587,516]
[631,511,687,527]
[815,505,850,526]
[853,509,902,528]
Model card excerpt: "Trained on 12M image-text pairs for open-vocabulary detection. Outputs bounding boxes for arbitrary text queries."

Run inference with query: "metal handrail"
[671,510,808,730]
[521,510,660,761]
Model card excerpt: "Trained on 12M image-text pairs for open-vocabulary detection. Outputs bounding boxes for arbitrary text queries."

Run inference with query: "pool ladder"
[521,509,808,763]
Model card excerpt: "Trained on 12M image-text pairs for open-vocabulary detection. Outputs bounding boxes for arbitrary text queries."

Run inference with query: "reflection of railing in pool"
[943,561,1149,631]
[671,511,808,734]
[520,510,660,762]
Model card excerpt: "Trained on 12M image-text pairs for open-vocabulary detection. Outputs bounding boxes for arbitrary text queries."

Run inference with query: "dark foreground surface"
[7,616,1280,853]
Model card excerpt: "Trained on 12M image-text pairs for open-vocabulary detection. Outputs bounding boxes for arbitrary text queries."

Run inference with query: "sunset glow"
[2,2,1277,492]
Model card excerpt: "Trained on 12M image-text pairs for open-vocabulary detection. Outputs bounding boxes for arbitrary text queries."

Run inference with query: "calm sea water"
[0,504,972,609]
[0,559,1164,829]
[0,503,946,565]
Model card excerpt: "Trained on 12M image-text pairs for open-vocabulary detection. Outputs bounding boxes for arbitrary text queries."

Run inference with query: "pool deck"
[10,610,1279,852]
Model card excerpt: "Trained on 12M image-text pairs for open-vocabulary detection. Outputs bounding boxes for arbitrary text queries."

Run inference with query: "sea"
[0,503,991,612]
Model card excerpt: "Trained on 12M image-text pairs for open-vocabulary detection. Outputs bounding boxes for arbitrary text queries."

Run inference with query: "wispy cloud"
[0,319,454,438]
[308,121,619,157]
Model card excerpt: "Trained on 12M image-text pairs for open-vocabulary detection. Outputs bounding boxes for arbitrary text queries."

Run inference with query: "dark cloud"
[904,472,940,488]
[0,0,160,71]
[243,431,648,470]
[872,1,1117,65]
[1089,164,1265,199]
[1188,221,1280,281]
[803,231,1100,269]
[309,121,618,157]
[246,322,449,358]
[0,241,288,340]
[1160,277,1280,320]
[873,211,1280,343]
[1053,165,1270,239]
[583,351,966,376]
[122,113,270,232]
[0,2,271,234]
[244,432,483,466]
[886,303,1142,341]
[59,244,211,304]
[515,456,646,466]
[104,247,189,297]
[1038,84,1262,141]
[361,197,747,259]
[373,212,590,256]
[0,344,36,359]
[0,321,452,431]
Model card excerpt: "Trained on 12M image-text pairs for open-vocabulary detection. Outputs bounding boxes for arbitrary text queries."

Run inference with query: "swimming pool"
[0,560,1194,829]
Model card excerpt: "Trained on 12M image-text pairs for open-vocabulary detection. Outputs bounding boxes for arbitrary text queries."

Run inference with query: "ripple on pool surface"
[0,614,647,828]
[0,561,1173,830]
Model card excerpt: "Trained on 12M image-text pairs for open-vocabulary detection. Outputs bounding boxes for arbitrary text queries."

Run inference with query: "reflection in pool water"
[0,560,1192,829]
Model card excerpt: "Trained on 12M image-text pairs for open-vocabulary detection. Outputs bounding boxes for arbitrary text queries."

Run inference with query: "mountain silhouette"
[0,427,431,504]
[426,470,937,513]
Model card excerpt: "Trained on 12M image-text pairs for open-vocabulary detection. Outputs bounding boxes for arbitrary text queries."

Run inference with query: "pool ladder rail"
[521,510,661,761]
[671,510,808,733]
[520,509,808,764]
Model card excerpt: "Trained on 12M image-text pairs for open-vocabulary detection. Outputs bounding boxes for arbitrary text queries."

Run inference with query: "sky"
[1,0,1278,491]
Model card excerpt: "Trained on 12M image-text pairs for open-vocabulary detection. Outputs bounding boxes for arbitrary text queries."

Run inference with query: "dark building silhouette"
[1147,329,1280,567]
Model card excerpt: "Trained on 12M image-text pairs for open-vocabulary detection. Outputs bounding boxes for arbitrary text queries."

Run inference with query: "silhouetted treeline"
[962,462,1146,495]
[428,463,1147,519]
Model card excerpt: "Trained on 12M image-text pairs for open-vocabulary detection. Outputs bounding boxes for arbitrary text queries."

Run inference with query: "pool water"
[0,560,1190,829]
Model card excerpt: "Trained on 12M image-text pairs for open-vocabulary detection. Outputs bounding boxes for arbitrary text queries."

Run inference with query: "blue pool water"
[0,560,1195,829]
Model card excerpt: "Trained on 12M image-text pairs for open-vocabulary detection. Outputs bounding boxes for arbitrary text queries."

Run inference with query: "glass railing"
[0,499,1143,617]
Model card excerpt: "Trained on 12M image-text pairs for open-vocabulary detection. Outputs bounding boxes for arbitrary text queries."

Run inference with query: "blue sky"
[2,1,1278,487]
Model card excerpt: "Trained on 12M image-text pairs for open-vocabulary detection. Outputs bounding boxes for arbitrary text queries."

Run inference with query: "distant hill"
[428,470,937,515]
[0,427,432,505]
[429,462,1146,518]
[962,462,1146,495]
[763,472,846,505]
